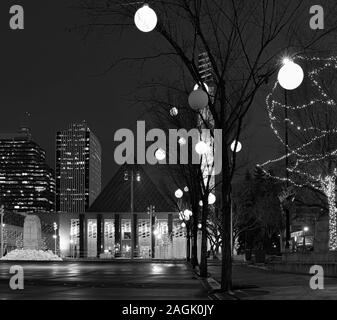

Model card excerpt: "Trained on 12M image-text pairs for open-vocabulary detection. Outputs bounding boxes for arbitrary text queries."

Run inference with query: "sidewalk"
[207,261,337,300]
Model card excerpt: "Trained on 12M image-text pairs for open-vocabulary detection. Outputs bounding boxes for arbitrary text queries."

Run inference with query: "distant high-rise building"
[56,121,101,212]
[0,128,55,212]
[198,52,214,85]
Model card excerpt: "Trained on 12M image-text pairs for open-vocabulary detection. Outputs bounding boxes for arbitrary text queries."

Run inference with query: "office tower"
[0,127,55,212]
[56,121,101,212]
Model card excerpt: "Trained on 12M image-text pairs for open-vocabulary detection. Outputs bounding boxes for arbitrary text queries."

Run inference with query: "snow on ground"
[0,249,62,261]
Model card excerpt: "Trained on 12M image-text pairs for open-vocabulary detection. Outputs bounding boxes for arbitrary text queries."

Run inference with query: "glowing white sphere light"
[277,59,304,90]
[181,222,186,228]
[188,89,209,110]
[198,223,202,229]
[183,209,192,220]
[231,140,242,153]
[170,107,178,116]
[208,193,216,205]
[195,141,210,155]
[134,4,158,33]
[155,148,166,161]
[175,189,183,199]
[184,186,189,192]
[178,137,186,145]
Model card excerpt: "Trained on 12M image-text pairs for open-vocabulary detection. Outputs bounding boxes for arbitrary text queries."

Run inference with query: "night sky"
[0,0,285,187]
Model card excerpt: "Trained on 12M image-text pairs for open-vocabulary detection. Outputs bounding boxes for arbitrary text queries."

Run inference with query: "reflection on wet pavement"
[0,262,209,300]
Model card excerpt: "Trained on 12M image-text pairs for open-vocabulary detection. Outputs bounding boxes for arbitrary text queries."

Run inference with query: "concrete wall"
[282,251,337,263]
[270,251,337,277]
[269,261,337,277]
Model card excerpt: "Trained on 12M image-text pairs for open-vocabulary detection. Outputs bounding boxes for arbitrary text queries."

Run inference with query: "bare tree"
[144,83,215,275]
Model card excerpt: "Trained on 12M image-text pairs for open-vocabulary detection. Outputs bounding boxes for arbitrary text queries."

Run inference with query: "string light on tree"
[320,172,337,250]
[260,55,337,250]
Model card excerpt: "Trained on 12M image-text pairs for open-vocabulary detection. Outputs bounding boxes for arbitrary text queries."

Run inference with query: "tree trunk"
[215,242,220,256]
[186,227,191,262]
[199,199,208,278]
[221,149,232,291]
[191,204,199,268]
[320,175,337,251]
[326,191,337,250]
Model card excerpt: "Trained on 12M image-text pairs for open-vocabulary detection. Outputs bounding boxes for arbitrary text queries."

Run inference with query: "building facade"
[56,121,101,212]
[58,211,186,259]
[57,164,186,259]
[0,128,55,213]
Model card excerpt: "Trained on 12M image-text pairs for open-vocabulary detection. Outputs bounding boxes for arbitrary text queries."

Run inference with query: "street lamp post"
[147,205,155,258]
[0,205,4,258]
[125,169,141,259]
[284,90,291,250]
[53,222,58,255]
[277,57,304,251]
[131,169,134,260]
[303,226,309,251]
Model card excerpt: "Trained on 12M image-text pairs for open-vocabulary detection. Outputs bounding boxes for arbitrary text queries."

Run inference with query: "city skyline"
[0,0,279,190]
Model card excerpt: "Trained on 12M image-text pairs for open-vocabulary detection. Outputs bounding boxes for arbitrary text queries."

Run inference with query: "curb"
[189,265,240,300]
[206,276,240,300]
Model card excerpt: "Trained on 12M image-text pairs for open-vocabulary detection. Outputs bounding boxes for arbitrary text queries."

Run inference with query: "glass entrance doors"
[87,219,97,258]
[121,219,131,258]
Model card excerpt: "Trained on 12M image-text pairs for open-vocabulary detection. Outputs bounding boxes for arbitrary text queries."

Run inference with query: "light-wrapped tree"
[260,56,337,250]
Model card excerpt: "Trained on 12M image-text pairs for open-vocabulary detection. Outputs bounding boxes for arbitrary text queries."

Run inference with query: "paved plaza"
[0,261,209,300]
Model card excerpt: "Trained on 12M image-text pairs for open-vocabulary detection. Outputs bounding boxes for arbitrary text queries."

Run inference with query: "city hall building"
[57,165,187,259]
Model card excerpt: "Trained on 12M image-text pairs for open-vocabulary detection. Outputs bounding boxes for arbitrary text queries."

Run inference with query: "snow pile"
[0,249,62,261]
